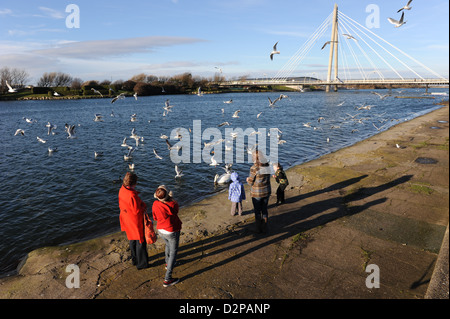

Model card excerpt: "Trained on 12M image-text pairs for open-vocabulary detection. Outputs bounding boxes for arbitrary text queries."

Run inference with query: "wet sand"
[0,105,448,300]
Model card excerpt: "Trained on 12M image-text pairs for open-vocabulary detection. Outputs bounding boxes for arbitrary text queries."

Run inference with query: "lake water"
[0,88,447,277]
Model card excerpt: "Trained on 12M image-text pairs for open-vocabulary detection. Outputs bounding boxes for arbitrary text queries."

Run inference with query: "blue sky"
[0,0,448,84]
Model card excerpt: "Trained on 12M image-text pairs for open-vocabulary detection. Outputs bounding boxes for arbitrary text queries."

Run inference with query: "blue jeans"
[159,231,180,281]
[252,196,269,219]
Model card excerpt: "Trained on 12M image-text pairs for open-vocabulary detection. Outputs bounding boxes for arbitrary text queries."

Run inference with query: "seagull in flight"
[124,147,135,161]
[37,136,46,144]
[388,12,406,28]
[343,34,357,41]
[46,122,57,135]
[14,129,25,136]
[209,155,219,167]
[111,93,125,104]
[232,110,240,118]
[163,99,174,113]
[268,95,282,107]
[65,124,77,139]
[397,0,413,13]
[93,114,103,122]
[321,41,331,50]
[218,121,231,127]
[6,81,17,93]
[91,88,103,97]
[372,92,391,99]
[270,42,280,60]
[153,148,163,160]
[215,66,223,73]
[175,165,184,179]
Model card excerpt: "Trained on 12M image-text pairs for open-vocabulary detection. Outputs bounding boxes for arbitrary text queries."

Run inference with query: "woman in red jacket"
[118,172,149,270]
[152,185,182,287]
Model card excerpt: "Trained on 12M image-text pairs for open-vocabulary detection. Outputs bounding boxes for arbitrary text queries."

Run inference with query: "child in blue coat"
[228,172,246,216]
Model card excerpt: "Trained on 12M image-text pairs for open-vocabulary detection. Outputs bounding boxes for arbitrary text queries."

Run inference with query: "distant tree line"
[1,67,227,96]
[0,67,30,92]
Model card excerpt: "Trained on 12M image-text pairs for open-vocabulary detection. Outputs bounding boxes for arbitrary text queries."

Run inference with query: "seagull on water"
[270,42,280,60]
[94,151,103,158]
[388,12,406,28]
[214,164,233,185]
[24,117,37,123]
[48,147,58,153]
[175,165,184,179]
[397,0,412,13]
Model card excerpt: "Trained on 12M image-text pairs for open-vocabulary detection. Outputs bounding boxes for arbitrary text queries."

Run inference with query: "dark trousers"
[252,196,270,233]
[276,184,287,203]
[252,196,269,219]
[129,240,148,269]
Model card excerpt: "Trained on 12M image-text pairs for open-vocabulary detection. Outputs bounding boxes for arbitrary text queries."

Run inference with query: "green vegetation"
[410,183,434,195]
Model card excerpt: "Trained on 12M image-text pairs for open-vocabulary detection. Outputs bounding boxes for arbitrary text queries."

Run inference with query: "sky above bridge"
[0,0,448,84]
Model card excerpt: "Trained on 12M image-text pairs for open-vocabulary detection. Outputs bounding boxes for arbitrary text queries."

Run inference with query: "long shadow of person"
[160,175,413,283]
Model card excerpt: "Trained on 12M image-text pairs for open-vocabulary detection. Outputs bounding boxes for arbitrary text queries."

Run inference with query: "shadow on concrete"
[149,174,413,283]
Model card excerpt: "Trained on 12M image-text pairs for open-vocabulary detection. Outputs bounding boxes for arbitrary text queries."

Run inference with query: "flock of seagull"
[13,86,408,187]
[269,0,414,62]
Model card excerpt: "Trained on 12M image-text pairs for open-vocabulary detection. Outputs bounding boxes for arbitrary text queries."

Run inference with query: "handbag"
[144,212,157,244]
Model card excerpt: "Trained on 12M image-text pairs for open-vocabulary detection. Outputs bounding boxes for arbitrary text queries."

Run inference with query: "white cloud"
[38,6,65,19]
[31,36,207,59]
[0,8,12,15]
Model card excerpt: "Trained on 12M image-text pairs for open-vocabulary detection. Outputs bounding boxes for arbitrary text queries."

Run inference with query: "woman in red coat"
[152,185,182,287]
[119,172,149,270]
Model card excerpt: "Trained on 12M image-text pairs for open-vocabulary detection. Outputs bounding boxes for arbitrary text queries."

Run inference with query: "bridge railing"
[216,78,449,86]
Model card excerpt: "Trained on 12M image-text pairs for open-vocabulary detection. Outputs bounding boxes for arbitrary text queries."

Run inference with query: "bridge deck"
[219,78,449,87]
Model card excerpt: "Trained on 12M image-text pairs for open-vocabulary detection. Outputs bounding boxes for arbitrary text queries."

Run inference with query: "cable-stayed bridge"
[218,4,449,92]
